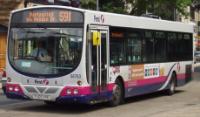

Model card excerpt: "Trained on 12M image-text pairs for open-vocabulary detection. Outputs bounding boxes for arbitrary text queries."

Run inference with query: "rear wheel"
[109,80,124,106]
[166,73,176,95]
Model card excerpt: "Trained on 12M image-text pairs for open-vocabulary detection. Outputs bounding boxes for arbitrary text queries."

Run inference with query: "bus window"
[110,37,126,65]
[110,39,126,65]
[110,28,126,65]
[154,31,167,62]
[183,34,192,60]
[168,33,177,61]
[126,32,142,63]
[144,31,154,62]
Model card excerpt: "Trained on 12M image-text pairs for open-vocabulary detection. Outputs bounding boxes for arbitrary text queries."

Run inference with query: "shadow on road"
[2,90,185,114]
[124,90,185,105]
[9,103,107,114]
[193,67,200,81]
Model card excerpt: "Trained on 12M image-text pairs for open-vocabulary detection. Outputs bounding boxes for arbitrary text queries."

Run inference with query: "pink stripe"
[107,83,114,91]
[60,86,92,96]
[60,73,188,96]
[125,76,166,87]
[78,87,92,95]
[60,84,115,96]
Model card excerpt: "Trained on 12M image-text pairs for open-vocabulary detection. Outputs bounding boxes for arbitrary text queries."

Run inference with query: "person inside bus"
[31,41,52,62]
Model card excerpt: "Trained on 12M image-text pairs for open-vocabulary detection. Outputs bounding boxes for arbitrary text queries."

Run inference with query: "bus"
[6,6,193,106]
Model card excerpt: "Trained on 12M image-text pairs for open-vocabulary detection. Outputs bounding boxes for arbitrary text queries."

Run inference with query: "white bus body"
[6,6,193,105]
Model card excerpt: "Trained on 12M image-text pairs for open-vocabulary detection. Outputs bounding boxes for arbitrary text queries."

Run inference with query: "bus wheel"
[166,73,176,95]
[109,80,123,106]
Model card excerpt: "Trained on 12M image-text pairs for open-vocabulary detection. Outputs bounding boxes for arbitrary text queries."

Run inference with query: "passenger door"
[87,25,109,96]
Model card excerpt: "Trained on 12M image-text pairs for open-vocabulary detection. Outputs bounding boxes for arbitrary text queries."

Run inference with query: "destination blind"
[11,8,83,24]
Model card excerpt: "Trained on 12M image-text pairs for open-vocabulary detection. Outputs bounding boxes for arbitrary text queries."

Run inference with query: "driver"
[31,41,51,62]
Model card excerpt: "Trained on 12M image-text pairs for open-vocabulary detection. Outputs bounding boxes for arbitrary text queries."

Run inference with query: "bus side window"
[127,32,142,64]
[143,31,154,62]
[110,40,126,65]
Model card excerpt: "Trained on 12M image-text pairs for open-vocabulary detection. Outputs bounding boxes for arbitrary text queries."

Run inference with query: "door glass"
[101,33,107,90]
[90,30,108,93]
[91,32,98,91]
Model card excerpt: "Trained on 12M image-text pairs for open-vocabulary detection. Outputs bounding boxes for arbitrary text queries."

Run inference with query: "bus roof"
[84,9,193,33]
[11,5,194,33]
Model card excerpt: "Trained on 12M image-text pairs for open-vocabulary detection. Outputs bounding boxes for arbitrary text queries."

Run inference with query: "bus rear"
[6,6,91,104]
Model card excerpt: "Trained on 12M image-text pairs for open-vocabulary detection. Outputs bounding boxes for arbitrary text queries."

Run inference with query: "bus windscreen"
[8,8,84,77]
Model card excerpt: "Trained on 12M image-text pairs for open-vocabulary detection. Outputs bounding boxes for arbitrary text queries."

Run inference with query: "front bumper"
[6,91,113,104]
[56,92,112,104]
[5,83,113,104]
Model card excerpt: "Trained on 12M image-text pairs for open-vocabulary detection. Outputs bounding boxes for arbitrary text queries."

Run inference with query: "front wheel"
[166,74,176,95]
[109,80,124,106]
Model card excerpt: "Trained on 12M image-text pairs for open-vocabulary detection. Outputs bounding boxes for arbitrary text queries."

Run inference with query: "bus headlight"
[14,87,19,92]
[8,87,13,91]
[73,89,79,95]
[66,89,72,95]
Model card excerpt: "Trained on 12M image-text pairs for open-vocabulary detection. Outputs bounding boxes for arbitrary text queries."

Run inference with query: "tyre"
[166,73,176,95]
[109,79,124,106]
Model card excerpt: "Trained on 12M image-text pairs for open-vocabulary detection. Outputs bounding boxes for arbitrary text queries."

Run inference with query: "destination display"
[11,8,83,24]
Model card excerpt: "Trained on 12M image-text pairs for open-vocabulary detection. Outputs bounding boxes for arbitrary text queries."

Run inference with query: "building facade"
[190,1,200,51]
[0,0,24,71]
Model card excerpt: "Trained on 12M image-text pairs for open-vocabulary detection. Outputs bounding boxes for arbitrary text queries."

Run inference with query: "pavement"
[150,105,200,117]
[150,81,200,117]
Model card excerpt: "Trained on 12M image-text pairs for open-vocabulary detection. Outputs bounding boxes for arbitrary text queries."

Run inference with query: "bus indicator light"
[74,89,79,95]
[67,89,72,95]
[9,87,13,92]
[6,84,24,94]
[14,87,19,92]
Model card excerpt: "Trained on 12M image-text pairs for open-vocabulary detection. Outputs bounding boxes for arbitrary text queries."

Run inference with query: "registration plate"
[32,94,51,100]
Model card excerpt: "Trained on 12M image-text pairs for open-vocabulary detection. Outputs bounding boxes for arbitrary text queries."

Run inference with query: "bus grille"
[45,88,58,94]
[24,86,59,94]
[24,86,37,93]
